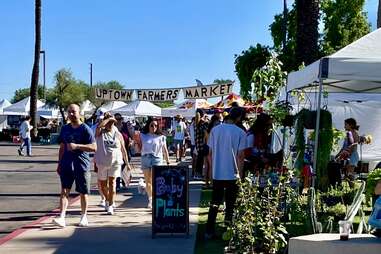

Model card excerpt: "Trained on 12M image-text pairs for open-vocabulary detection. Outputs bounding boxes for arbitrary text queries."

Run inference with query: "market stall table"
[289,233,381,254]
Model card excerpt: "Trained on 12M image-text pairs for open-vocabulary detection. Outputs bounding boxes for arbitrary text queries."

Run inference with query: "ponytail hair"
[195,112,201,125]
[195,109,204,126]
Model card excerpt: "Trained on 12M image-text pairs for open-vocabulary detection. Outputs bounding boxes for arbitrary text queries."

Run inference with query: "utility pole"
[40,50,46,99]
[90,63,93,88]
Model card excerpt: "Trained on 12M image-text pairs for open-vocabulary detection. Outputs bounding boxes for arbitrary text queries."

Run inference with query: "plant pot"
[282,115,295,127]
[322,196,342,206]
[303,110,316,129]
[343,192,356,205]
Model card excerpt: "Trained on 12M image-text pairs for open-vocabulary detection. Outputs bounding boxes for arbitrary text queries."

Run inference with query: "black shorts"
[60,169,91,195]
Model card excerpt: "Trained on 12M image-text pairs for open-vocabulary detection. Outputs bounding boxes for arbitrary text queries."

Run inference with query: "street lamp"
[40,50,46,100]
[89,63,93,88]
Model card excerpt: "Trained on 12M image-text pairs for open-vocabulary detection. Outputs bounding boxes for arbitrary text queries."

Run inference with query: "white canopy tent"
[98,101,127,113]
[0,99,11,130]
[288,28,381,93]
[287,28,381,172]
[161,99,211,118]
[161,107,194,118]
[0,99,11,114]
[80,100,96,116]
[111,100,162,117]
[37,105,61,119]
[3,96,45,116]
[285,93,381,162]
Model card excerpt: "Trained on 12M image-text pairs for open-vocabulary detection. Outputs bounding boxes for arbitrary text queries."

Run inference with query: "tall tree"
[234,44,270,100]
[29,0,41,137]
[295,0,320,66]
[12,85,46,103]
[47,69,88,122]
[321,0,370,55]
[270,3,298,72]
[377,0,381,28]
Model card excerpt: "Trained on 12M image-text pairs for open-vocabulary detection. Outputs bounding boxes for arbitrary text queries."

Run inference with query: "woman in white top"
[138,118,170,208]
[95,113,131,215]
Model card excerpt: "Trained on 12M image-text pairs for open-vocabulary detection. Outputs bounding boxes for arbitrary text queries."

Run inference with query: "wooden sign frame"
[152,165,189,238]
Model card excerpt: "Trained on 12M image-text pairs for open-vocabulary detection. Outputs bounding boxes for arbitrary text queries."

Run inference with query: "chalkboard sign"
[152,164,189,237]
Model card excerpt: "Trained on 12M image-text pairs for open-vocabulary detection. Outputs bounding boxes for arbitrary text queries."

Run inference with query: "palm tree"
[295,0,320,66]
[378,0,381,28]
[29,0,41,137]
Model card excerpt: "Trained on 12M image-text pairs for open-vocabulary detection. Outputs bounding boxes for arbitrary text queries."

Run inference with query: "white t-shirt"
[140,133,166,157]
[173,121,187,140]
[208,123,247,180]
[19,120,32,139]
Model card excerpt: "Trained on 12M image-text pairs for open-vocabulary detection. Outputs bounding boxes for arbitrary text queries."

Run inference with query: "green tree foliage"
[321,0,370,55]
[295,0,320,66]
[12,85,45,103]
[213,78,234,84]
[234,44,270,100]
[47,69,89,121]
[270,4,298,72]
[270,0,370,68]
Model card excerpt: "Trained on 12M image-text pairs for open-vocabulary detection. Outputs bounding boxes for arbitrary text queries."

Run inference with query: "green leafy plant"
[325,203,346,219]
[251,55,287,104]
[295,109,333,190]
[366,168,381,198]
[224,172,304,253]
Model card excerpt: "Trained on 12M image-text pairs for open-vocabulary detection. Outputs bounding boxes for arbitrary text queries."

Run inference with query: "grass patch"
[194,189,228,254]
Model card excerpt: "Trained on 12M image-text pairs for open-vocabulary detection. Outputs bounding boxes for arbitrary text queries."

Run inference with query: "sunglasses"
[150,124,158,127]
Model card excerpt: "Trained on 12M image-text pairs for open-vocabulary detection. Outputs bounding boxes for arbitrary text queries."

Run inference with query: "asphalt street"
[0,143,90,238]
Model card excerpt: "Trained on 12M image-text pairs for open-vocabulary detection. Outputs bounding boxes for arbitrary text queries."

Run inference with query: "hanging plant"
[295,109,333,191]
[251,54,288,126]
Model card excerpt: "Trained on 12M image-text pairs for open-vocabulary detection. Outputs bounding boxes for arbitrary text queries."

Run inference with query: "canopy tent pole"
[312,60,324,188]
[281,84,290,155]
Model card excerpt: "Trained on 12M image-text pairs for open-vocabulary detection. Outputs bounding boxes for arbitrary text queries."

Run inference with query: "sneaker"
[107,205,114,215]
[147,197,152,209]
[98,199,106,207]
[52,217,66,228]
[17,149,24,156]
[78,215,89,227]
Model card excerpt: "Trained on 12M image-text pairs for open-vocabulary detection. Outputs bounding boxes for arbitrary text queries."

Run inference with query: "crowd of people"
[17,102,363,236]
[14,102,276,229]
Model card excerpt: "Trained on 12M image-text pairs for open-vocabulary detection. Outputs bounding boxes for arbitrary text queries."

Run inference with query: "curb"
[0,195,81,246]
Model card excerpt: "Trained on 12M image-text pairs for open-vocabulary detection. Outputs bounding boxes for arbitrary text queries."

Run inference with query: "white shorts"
[97,164,121,181]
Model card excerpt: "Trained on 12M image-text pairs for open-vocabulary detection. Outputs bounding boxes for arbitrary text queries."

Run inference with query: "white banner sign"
[94,88,133,101]
[183,83,234,99]
[136,88,180,101]
[94,82,235,101]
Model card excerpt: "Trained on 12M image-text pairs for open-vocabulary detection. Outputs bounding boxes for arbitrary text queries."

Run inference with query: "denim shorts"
[173,139,184,147]
[141,154,162,170]
[60,169,91,195]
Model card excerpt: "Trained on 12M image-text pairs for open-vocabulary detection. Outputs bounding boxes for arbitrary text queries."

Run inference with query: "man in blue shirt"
[205,107,247,238]
[53,104,96,228]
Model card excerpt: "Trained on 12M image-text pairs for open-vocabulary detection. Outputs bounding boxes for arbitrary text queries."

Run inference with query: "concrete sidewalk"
[0,176,202,254]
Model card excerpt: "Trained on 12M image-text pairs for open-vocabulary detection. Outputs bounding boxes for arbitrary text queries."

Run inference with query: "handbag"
[121,168,132,187]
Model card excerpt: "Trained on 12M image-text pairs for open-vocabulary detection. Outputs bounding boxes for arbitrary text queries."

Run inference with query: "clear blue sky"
[0,0,378,101]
